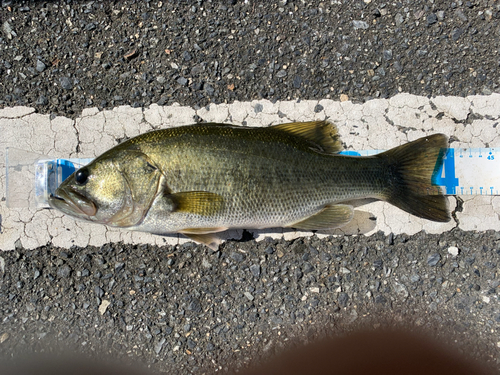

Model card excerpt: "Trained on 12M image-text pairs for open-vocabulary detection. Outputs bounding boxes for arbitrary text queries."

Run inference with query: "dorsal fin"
[271,121,342,153]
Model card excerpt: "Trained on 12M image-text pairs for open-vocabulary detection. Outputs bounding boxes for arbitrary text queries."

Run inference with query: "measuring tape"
[340,148,500,196]
[441,148,499,196]
[30,148,499,208]
[34,157,92,208]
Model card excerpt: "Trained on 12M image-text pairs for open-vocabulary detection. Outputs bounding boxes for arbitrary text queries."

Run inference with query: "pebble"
[427,253,441,267]
[36,60,46,72]
[264,246,275,254]
[448,246,459,257]
[254,103,264,113]
[230,252,245,262]
[393,281,409,300]
[295,268,303,280]
[98,300,111,315]
[115,262,125,272]
[59,77,72,90]
[484,9,493,21]
[250,264,261,277]
[244,292,254,301]
[338,292,349,307]
[410,274,421,283]
[2,21,15,39]
[154,338,166,354]
[202,258,211,269]
[455,10,467,22]
[352,20,369,30]
[177,77,187,86]
[340,267,351,274]
[385,233,394,245]
[188,299,202,313]
[14,239,22,251]
[276,70,287,78]
[0,333,10,344]
[303,263,314,273]
[314,104,324,113]
[451,28,463,41]
[426,13,438,26]
[395,13,404,26]
[204,84,214,96]
[164,325,173,335]
[293,75,302,88]
[57,265,71,278]
[187,339,197,349]
[94,286,104,298]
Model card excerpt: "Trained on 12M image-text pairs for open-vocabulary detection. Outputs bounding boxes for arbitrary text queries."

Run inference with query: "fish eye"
[75,168,89,185]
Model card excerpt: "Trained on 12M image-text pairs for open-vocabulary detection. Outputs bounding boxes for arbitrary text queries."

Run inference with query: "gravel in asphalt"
[1,1,499,116]
[2,1,500,373]
[2,230,500,373]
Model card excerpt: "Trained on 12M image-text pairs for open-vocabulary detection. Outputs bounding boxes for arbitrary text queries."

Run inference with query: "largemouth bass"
[49,121,450,248]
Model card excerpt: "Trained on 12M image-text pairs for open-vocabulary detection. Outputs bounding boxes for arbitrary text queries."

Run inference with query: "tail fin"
[378,134,451,222]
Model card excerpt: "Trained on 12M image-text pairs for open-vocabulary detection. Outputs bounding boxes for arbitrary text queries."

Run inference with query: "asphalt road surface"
[1,1,500,374]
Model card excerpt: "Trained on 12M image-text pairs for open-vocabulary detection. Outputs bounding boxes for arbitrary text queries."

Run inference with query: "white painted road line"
[1,93,500,250]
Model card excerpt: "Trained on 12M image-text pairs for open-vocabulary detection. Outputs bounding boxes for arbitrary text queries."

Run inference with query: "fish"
[48,121,450,249]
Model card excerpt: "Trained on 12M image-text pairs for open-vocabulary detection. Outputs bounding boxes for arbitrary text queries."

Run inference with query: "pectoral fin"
[169,191,224,216]
[179,227,228,250]
[287,204,354,230]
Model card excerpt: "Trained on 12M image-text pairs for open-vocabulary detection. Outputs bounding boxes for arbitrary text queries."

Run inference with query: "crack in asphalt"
[452,196,464,228]
[1,94,500,251]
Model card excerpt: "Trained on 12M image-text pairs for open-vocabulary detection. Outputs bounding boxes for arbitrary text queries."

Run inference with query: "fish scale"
[137,128,377,230]
[10,121,451,248]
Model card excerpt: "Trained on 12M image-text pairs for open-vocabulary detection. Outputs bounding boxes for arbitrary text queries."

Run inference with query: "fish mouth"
[49,188,97,217]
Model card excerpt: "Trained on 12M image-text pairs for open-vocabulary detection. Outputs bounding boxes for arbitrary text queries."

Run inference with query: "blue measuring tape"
[57,159,79,184]
[432,149,459,195]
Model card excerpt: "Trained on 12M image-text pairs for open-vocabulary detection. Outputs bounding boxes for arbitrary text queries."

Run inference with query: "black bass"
[48,121,450,248]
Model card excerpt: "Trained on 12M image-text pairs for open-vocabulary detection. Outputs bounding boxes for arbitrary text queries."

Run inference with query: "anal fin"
[179,227,228,250]
[287,204,354,231]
